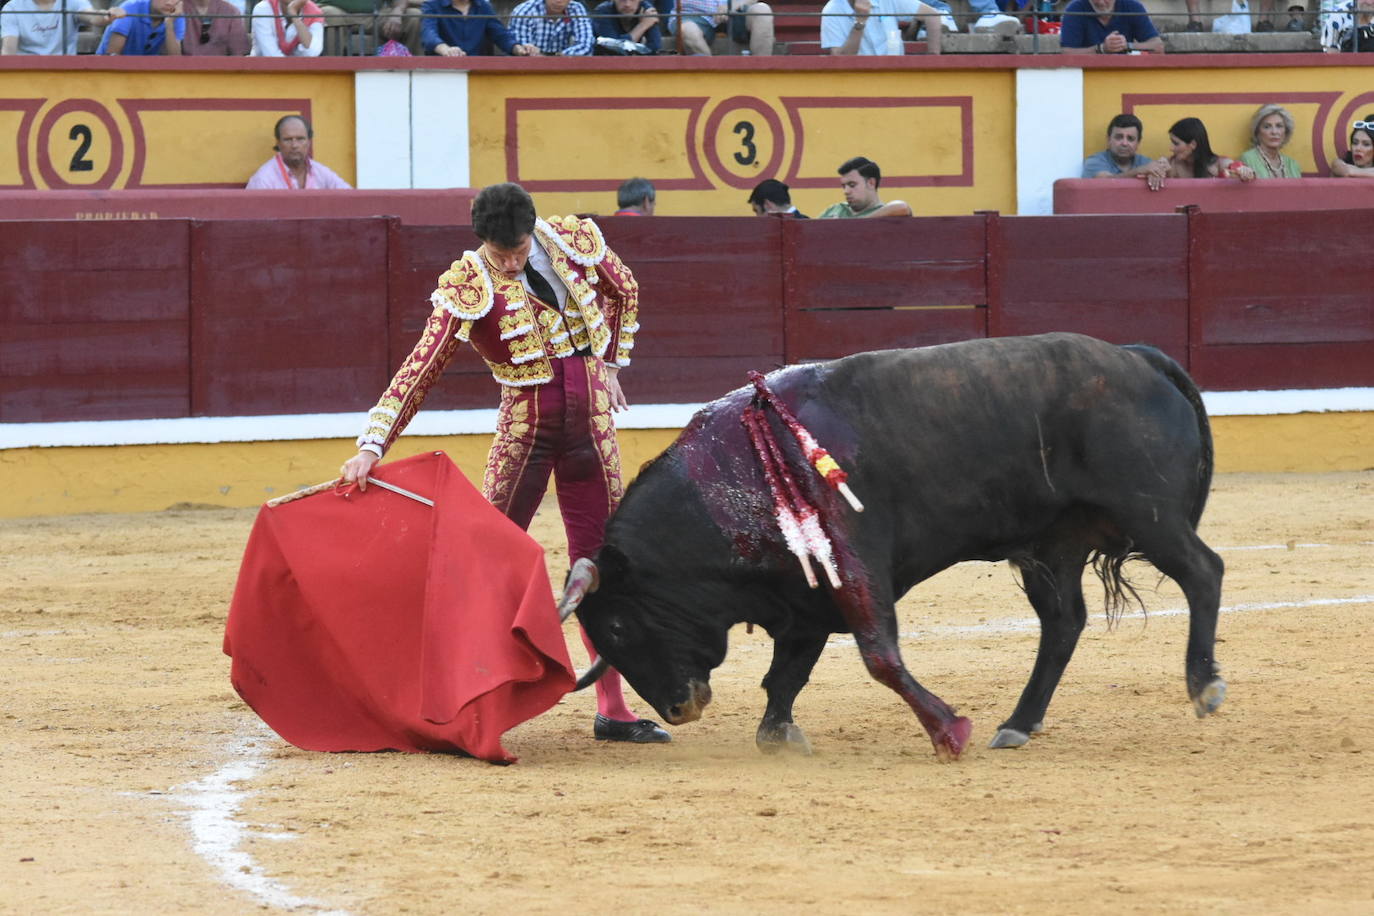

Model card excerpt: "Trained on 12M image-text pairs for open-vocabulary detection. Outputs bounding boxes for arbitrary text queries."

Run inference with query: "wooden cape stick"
[265,477,435,508]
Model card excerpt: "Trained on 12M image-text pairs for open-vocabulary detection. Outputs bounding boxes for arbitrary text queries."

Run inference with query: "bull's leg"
[1132,526,1227,717]
[832,582,972,761]
[756,631,828,755]
[991,550,1089,749]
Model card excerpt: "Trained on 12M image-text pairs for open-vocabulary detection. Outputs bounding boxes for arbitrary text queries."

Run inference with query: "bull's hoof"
[1192,677,1227,718]
[931,716,973,762]
[988,728,1031,749]
[756,722,813,756]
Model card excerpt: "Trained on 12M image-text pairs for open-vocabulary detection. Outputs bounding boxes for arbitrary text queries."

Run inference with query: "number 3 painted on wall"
[732,120,757,166]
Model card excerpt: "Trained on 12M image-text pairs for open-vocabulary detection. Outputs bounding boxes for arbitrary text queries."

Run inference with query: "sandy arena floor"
[2,471,1372,915]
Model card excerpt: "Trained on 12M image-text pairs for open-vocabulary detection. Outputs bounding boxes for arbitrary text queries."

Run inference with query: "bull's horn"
[574,656,610,691]
[557,557,600,622]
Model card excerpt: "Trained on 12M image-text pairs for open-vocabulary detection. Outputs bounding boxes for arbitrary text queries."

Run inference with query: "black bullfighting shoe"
[593,714,672,743]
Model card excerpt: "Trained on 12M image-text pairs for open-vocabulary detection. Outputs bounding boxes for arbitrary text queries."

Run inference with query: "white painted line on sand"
[823,593,1374,647]
[168,731,350,915]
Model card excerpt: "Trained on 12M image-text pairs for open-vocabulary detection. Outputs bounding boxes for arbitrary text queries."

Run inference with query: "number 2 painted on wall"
[68,123,95,172]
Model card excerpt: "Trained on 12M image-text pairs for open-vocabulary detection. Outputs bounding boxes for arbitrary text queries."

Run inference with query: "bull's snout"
[665,679,712,725]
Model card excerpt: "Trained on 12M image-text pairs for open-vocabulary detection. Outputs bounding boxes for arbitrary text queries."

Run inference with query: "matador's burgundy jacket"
[357,215,640,458]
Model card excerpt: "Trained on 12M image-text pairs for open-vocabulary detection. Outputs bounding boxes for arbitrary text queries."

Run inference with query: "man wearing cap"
[748,178,808,218]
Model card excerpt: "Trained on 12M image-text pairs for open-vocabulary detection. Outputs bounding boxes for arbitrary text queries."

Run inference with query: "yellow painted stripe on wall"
[2,417,1370,519]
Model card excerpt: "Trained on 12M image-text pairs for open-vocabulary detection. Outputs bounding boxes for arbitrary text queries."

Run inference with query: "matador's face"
[483,234,534,278]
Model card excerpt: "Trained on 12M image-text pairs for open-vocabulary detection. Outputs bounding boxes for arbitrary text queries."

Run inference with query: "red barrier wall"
[1,220,190,421]
[1186,208,1374,390]
[3,211,1371,425]
[988,213,1190,364]
[0,189,477,225]
[782,216,988,362]
[1053,178,1374,215]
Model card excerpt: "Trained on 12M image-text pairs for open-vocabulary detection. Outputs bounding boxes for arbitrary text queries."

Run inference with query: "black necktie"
[523,265,559,308]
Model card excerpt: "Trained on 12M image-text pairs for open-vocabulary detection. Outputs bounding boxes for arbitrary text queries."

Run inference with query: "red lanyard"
[273,153,307,189]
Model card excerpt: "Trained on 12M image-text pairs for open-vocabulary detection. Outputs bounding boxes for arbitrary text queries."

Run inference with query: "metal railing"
[0,5,1328,56]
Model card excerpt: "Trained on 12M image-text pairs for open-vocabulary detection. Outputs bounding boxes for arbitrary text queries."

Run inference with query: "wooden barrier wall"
[2,211,1370,424]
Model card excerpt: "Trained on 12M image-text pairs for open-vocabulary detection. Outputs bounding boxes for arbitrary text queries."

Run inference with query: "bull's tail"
[1123,344,1214,530]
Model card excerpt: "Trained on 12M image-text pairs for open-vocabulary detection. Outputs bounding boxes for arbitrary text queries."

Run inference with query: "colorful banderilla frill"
[747,371,864,513]
[741,372,864,589]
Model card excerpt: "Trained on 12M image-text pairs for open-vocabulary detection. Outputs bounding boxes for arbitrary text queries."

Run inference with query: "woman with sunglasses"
[183,0,250,54]
[1331,117,1374,178]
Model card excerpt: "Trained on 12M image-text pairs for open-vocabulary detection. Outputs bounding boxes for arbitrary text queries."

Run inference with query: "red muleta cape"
[223,451,575,763]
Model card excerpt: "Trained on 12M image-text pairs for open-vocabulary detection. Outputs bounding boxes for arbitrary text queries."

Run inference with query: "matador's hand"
[605,367,629,412]
[340,451,379,491]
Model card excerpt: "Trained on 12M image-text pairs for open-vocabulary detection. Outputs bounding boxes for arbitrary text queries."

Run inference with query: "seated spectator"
[1320,0,1374,51]
[319,0,418,55]
[592,0,661,52]
[421,0,536,55]
[375,13,413,52]
[182,0,250,55]
[1081,113,1161,178]
[250,0,323,56]
[97,0,186,54]
[1144,116,1255,190]
[245,114,352,189]
[1330,116,1374,178]
[1239,104,1301,179]
[819,156,912,218]
[665,0,775,57]
[820,0,942,55]
[614,177,656,214]
[1059,0,1163,54]
[1,0,124,55]
[1283,4,1308,30]
[748,178,808,217]
[509,0,593,55]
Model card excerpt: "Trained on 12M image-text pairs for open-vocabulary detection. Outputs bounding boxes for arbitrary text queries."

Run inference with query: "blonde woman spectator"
[251,0,323,55]
[1320,0,1374,51]
[1239,104,1301,179]
[1,0,124,54]
[1331,117,1374,178]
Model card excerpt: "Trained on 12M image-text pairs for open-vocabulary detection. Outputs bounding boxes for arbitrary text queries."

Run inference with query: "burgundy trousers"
[482,355,624,562]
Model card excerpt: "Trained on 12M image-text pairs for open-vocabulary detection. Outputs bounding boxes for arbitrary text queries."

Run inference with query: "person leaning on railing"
[97,0,185,54]
[421,0,537,55]
[250,0,323,55]
[0,0,124,55]
[508,0,595,54]
[181,0,251,55]
[1143,116,1255,191]
[1058,0,1163,54]
[591,0,662,52]
[820,0,943,56]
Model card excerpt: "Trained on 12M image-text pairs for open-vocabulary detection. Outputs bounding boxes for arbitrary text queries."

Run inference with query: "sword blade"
[365,476,435,507]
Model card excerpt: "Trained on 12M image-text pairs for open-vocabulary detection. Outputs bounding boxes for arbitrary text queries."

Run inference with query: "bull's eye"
[606,617,628,644]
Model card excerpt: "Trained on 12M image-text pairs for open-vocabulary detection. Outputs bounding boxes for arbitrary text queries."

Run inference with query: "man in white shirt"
[1,0,123,55]
[820,0,942,55]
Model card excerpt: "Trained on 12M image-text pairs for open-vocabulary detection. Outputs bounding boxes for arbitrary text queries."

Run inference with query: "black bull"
[562,333,1226,760]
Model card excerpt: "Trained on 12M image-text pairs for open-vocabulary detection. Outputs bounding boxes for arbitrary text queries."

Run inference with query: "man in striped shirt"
[510,0,594,54]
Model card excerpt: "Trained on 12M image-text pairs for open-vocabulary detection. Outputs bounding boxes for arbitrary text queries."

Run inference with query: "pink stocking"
[580,625,635,721]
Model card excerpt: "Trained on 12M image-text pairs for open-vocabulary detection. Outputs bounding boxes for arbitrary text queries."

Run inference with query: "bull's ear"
[598,543,631,581]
